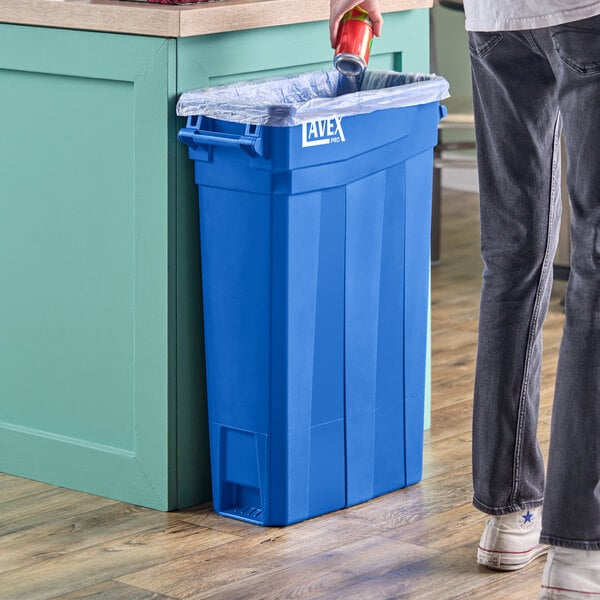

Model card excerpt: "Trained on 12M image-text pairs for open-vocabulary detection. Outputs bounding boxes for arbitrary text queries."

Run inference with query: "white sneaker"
[539,546,600,599]
[477,506,548,570]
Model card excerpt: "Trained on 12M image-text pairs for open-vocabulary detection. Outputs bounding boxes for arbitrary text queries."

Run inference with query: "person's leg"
[532,14,600,552]
[469,30,562,517]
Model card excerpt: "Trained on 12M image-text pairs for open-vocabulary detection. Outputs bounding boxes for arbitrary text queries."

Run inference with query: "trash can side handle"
[178,117,265,158]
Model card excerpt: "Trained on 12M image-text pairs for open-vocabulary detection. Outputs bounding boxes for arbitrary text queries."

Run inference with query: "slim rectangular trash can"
[178,70,448,526]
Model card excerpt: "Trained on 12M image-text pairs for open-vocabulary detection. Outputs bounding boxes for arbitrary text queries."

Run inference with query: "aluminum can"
[333,7,374,77]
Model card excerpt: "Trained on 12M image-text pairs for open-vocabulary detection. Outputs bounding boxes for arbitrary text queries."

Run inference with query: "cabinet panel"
[0,25,175,509]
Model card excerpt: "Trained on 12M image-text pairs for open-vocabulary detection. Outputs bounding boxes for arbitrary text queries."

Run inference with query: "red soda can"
[334,7,374,77]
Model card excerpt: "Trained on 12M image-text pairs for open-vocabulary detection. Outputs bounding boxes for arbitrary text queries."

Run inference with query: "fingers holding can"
[330,0,383,48]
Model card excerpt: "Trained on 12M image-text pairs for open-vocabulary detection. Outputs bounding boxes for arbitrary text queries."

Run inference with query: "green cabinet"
[0,11,430,510]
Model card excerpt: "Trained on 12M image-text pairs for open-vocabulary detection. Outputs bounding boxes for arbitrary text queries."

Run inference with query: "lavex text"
[302,117,346,147]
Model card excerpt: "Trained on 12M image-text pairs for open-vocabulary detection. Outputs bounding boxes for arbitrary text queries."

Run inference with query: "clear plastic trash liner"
[176,69,450,127]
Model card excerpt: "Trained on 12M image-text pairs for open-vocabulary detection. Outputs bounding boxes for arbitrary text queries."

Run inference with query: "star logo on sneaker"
[517,510,535,531]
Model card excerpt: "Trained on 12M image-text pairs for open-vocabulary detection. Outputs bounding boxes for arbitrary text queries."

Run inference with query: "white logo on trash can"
[301,117,346,147]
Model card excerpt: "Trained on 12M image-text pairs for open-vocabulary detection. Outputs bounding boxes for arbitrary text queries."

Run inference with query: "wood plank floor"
[0,190,567,600]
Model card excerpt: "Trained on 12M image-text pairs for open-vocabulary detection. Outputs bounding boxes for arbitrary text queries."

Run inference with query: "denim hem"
[540,534,600,551]
[472,495,544,516]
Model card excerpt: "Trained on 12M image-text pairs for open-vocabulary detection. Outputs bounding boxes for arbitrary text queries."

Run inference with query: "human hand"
[330,0,383,48]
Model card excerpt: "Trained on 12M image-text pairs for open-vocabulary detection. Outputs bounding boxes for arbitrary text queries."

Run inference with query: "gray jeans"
[469,15,600,550]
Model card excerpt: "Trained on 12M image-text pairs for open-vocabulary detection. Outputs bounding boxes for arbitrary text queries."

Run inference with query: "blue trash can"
[178,70,448,526]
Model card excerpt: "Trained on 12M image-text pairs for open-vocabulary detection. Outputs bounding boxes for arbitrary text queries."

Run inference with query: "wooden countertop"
[0,0,433,38]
